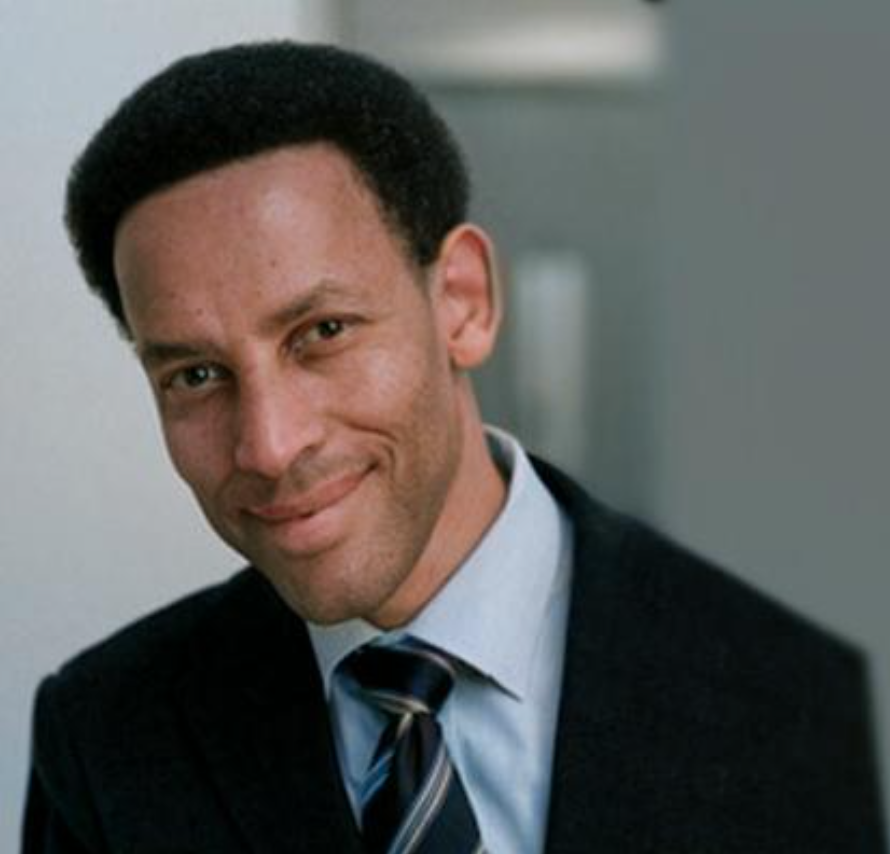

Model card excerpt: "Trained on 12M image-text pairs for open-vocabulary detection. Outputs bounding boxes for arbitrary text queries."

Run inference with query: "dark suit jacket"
[23,461,886,852]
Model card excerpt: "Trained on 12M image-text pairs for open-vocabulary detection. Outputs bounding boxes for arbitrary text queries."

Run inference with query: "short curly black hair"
[65,41,470,332]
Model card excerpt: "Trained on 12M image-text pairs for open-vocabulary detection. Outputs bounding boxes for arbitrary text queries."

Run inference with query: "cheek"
[349,341,446,433]
[160,410,233,497]
[356,307,453,417]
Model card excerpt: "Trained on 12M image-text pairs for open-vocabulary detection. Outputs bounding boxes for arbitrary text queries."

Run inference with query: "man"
[24,42,885,853]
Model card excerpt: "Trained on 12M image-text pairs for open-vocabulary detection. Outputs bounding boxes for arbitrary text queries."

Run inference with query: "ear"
[431,224,502,370]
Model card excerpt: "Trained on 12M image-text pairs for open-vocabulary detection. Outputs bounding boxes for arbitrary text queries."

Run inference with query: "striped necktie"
[348,640,485,854]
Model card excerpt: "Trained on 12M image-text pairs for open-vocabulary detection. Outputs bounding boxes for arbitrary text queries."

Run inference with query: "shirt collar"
[307,427,566,701]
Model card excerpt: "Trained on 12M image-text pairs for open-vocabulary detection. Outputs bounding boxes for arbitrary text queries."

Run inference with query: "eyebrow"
[138,341,207,370]
[136,278,361,369]
[256,279,361,337]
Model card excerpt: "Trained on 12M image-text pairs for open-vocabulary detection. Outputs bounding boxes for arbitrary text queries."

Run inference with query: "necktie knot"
[349,640,456,717]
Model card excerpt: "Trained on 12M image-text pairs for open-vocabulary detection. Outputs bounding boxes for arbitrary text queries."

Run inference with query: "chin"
[253,556,398,627]
[276,587,385,626]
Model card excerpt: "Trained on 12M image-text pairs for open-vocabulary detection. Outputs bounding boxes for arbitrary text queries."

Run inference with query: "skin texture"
[113,144,505,628]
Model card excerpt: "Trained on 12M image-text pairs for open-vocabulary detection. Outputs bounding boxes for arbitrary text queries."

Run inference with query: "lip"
[242,467,369,525]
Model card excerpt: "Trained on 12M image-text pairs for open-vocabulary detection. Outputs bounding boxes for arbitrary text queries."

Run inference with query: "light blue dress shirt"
[307,429,573,854]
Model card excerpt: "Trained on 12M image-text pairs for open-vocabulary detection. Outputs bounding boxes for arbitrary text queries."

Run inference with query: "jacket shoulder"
[536,455,864,665]
[618,511,865,675]
[43,568,261,707]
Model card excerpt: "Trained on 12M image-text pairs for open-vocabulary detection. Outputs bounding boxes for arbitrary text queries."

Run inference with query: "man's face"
[113,144,500,626]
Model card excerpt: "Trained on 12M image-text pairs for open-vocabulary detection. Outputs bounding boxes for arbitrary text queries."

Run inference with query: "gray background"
[2,0,887,846]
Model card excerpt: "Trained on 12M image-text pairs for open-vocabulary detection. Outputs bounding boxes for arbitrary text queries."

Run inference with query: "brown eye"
[300,319,349,348]
[316,319,345,339]
[182,366,213,387]
[167,363,224,391]
[291,318,354,358]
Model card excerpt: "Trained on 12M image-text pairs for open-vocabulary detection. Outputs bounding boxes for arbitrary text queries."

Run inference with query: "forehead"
[112,144,418,340]
[115,143,386,248]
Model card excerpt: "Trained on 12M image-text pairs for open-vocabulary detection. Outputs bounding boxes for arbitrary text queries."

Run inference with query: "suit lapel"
[541,464,636,854]
[540,462,683,854]
[177,570,364,854]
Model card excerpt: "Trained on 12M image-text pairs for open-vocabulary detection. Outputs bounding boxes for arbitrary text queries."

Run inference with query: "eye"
[165,363,225,391]
[292,318,352,355]
[309,318,347,342]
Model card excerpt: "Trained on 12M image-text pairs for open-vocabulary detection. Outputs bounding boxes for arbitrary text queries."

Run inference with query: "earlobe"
[434,224,501,370]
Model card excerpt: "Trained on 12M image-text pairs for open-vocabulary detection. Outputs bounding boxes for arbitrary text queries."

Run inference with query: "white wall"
[0,2,336,846]
[653,0,890,815]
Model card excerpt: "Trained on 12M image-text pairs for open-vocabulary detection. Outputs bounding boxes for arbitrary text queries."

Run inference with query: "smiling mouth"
[242,467,369,524]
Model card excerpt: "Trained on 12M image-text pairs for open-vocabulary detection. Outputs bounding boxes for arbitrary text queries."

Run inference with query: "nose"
[232,373,324,480]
